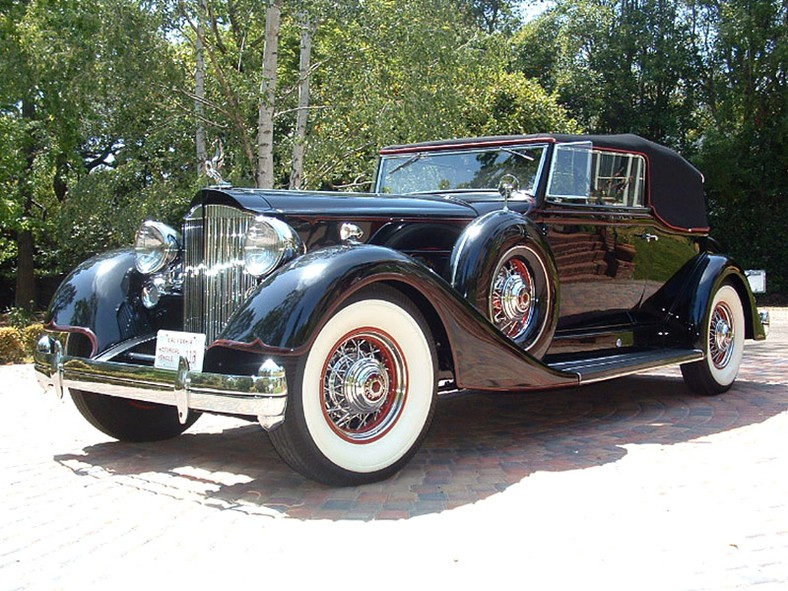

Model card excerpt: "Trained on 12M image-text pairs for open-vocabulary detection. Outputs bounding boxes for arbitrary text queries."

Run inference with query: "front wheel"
[681,283,745,395]
[269,286,437,486]
[67,336,200,442]
[71,390,200,442]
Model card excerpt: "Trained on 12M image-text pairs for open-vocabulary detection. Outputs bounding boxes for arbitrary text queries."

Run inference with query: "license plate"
[154,330,206,372]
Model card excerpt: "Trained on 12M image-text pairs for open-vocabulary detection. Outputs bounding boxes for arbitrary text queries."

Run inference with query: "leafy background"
[1,0,785,311]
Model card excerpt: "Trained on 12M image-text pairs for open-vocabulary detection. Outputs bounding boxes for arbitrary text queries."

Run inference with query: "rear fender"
[646,253,766,347]
[684,254,766,344]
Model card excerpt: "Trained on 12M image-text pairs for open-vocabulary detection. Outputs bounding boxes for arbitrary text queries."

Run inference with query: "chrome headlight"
[134,220,181,275]
[243,216,303,277]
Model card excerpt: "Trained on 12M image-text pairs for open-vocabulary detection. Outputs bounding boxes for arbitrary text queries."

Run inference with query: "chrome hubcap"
[344,357,390,414]
[500,274,532,319]
[491,257,535,339]
[322,331,405,442]
[709,302,735,369]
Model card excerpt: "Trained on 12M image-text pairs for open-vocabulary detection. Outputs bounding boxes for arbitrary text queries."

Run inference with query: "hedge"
[0,323,45,364]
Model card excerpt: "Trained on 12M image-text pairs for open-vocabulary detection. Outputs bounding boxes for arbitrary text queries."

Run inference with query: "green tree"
[468,71,580,135]
[171,0,269,185]
[694,0,788,293]
[288,1,360,189]
[0,0,193,309]
[514,0,700,150]
[299,0,577,189]
[462,0,522,33]
[166,0,576,190]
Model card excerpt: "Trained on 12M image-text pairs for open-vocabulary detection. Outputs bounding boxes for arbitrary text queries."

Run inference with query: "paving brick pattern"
[1,310,786,590]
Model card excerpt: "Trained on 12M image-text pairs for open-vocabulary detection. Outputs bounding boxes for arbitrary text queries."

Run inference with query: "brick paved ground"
[1,310,786,590]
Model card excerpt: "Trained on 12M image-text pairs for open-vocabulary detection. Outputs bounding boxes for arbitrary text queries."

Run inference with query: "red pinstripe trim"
[379,136,556,155]
[44,322,99,357]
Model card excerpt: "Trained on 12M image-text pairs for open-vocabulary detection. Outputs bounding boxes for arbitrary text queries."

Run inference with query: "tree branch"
[179,0,256,174]
[206,1,228,54]
[274,104,329,119]
[84,144,118,172]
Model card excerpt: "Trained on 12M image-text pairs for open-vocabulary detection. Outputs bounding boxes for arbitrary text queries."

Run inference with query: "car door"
[536,144,653,356]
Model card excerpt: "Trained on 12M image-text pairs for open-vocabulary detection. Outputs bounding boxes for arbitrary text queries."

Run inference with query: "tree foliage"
[693,0,787,292]
[0,0,193,308]
[514,0,700,150]
[515,0,786,294]
[0,0,786,307]
[297,0,576,189]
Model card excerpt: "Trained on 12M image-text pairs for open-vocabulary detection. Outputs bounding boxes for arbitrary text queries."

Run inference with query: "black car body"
[35,133,767,485]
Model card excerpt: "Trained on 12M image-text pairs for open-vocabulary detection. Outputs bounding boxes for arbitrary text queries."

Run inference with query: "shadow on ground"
[53,369,787,520]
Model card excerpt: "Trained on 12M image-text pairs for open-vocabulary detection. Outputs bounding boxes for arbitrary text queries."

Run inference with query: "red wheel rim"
[490,255,536,339]
[320,328,407,443]
[709,301,735,369]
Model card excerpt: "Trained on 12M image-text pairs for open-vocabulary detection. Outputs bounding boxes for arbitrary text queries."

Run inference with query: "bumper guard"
[34,335,288,430]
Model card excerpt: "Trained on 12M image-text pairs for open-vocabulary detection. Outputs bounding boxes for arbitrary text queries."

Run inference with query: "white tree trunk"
[195,0,208,174]
[256,1,281,188]
[289,18,315,190]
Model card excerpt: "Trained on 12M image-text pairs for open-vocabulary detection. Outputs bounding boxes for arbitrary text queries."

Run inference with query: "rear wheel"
[269,286,437,486]
[681,283,745,395]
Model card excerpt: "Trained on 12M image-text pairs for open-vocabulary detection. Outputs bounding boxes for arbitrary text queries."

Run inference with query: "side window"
[591,151,646,207]
[546,143,592,202]
[547,145,646,207]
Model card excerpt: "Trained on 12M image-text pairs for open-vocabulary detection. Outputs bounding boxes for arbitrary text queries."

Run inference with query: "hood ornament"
[204,140,231,187]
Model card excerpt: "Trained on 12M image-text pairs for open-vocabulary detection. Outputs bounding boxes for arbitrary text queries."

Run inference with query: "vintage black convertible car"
[35,133,767,485]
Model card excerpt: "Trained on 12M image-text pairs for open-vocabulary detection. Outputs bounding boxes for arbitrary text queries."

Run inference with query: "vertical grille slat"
[183,204,256,343]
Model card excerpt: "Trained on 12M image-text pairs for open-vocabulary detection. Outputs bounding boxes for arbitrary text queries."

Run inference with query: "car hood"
[193,187,482,220]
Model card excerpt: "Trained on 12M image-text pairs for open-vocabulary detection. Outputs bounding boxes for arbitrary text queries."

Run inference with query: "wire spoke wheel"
[708,301,736,369]
[486,245,552,356]
[322,329,406,442]
[490,255,536,339]
[269,286,437,485]
[681,283,745,396]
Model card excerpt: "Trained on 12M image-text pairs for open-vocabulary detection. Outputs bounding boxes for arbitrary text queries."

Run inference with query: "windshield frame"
[374,144,549,201]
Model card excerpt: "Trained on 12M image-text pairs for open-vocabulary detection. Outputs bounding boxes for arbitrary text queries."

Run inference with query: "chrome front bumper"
[34,335,288,430]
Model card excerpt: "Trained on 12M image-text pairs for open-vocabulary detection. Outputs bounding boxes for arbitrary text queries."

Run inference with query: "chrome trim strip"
[95,333,157,362]
[35,336,287,430]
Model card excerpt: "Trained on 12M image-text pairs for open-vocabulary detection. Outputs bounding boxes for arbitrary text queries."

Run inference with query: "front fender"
[213,244,418,352]
[44,249,153,355]
[212,244,577,390]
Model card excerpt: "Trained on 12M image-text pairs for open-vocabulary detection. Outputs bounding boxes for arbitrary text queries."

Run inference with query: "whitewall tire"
[269,286,437,485]
[681,283,745,395]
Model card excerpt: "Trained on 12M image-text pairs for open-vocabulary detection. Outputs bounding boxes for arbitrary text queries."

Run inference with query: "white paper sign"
[154,330,206,372]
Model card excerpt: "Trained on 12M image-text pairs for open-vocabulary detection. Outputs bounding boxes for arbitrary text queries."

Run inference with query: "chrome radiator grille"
[183,204,257,343]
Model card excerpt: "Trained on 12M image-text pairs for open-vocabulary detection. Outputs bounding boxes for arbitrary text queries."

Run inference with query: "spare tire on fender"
[449,210,559,359]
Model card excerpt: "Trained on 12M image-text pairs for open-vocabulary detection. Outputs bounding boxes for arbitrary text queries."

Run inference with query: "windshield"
[377,145,547,197]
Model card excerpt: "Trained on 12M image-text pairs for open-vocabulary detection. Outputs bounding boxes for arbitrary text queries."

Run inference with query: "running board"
[549,349,704,384]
